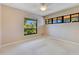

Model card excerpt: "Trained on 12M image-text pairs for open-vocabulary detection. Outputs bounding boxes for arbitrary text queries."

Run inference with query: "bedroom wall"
[47,23,79,43]
[1,5,45,46]
[47,5,79,18]
[46,5,79,43]
[0,5,2,47]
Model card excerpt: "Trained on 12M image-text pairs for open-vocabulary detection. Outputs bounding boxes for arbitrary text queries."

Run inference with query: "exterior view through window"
[24,18,37,35]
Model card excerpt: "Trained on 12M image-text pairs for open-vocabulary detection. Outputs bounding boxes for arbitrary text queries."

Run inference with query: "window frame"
[45,12,79,24]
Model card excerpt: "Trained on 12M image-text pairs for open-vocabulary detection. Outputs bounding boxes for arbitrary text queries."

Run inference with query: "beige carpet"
[0,36,79,55]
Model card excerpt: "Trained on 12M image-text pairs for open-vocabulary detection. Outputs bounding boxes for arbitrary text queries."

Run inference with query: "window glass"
[45,19,48,24]
[24,18,37,35]
[48,18,53,24]
[71,14,79,22]
[57,17,62,23]
[53,18,57,24]
[64,15,70,23]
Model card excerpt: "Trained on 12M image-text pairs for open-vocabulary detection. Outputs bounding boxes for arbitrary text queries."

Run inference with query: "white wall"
[46,5,79,43]
[47,5,79,18]
[47,22,79,43]
[0,5,2,47]
[1,5,45,46]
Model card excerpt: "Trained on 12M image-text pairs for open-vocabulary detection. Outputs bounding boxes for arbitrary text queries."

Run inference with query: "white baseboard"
[1,38,27,48]
[0,35,41,48]
[49,35,79,46]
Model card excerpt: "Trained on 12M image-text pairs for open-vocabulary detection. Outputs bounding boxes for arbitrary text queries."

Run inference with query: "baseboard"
[58,38,79,45]
[1,38,27,48]
[0,35,41,48]
[49,35,79,46]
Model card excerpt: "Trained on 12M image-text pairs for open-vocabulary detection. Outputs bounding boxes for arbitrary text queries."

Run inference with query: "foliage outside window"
[24,18,37,35]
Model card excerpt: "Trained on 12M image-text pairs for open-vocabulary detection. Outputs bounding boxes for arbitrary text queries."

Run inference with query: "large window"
[71,13,79,22]
[57,17,63,23]
[64,15,70,23]
[24,18,37,35]
[45,13,79,24]
[53,18,57,24]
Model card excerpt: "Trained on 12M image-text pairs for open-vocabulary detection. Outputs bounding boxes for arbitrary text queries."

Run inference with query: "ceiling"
[2,3,79,16]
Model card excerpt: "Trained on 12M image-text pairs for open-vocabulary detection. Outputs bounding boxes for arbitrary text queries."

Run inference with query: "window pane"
[53,18,57,24]
[71,14,79,22]
[64,18,70,23]
[45,19,48,24]
[57,17,62,23]
[64,15,70,23]
[71,17,78,22]
[48,18,53,24]
[24,18,37,35]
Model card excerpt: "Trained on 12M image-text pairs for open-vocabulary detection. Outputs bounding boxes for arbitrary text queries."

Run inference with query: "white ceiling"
[2,3,79,16]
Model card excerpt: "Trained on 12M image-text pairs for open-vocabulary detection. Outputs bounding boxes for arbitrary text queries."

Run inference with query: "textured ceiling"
[2,3,79,16]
